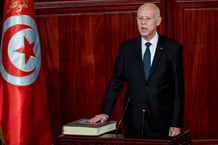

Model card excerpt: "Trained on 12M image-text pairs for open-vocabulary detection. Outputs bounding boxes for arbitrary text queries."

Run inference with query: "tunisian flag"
[0,0,53,144]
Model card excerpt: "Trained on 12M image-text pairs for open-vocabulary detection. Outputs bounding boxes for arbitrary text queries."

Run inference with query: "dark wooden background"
[1,0,218,144]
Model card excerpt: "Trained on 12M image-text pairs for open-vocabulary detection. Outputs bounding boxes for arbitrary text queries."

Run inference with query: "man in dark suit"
[89,3,184,137]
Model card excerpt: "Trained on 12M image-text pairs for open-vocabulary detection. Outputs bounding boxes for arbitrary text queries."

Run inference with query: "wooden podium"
[57,130,192,145]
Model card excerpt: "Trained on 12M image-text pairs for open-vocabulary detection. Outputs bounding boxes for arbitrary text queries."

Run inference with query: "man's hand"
[168,127,181,137]
[88,114,108,123]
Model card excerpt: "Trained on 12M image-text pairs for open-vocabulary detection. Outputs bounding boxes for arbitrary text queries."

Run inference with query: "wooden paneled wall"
[1,0,218,143]
[168,0,218,140]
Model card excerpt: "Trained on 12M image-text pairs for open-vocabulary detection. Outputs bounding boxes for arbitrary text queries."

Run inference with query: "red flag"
[0,0,53,144]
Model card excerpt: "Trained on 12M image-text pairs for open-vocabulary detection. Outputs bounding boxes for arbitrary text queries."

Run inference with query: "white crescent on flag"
[0,15,41,86]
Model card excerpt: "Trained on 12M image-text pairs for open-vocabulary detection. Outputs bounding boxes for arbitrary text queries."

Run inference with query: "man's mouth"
[141,27,148,32]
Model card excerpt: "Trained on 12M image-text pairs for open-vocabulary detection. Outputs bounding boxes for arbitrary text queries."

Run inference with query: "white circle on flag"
[0,15,41,86]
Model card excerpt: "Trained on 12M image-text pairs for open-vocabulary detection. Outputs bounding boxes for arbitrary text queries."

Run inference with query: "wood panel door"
[169,0,218,139]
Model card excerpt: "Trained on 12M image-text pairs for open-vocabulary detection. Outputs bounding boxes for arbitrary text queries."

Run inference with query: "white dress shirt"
[141,32,159,65]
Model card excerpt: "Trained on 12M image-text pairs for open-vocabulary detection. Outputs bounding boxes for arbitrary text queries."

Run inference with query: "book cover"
[62,119,116,136]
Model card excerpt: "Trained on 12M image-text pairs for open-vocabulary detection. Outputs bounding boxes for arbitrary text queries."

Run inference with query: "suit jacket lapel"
[135,36,146,81]
[148,35,164,80]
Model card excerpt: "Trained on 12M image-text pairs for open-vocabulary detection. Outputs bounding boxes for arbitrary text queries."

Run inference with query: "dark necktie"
[143,42,151,80]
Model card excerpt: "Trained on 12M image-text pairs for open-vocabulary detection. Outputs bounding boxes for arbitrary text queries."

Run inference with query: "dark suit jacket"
[100,34,184,137]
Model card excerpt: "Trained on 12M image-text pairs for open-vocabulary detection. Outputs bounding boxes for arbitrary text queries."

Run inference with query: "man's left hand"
[168,127,181,137]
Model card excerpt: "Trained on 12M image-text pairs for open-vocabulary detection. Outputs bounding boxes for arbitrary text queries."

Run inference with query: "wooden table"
[57,130,192,145]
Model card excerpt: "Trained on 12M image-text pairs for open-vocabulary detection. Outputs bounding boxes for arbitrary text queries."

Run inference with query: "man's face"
[137,4,161,41]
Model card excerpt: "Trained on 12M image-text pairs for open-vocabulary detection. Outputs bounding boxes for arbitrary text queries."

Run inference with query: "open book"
[62,119,116,136]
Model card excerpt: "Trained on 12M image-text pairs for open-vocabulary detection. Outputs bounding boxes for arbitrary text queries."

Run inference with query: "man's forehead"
[137,9,156,17]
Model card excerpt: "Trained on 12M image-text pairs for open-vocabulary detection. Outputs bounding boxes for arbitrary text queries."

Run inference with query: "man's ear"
[157,17,162,26]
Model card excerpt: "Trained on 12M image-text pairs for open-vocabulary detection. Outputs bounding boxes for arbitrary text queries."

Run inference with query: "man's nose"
[141,18,147,24]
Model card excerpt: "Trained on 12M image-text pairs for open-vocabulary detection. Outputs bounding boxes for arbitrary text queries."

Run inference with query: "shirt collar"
[142,32,159,46]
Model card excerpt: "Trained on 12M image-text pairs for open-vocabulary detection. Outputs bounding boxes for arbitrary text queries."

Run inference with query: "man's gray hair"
[137,3,161,19]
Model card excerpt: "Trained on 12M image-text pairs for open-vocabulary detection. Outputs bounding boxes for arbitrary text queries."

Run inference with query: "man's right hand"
[88,114,109,123]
